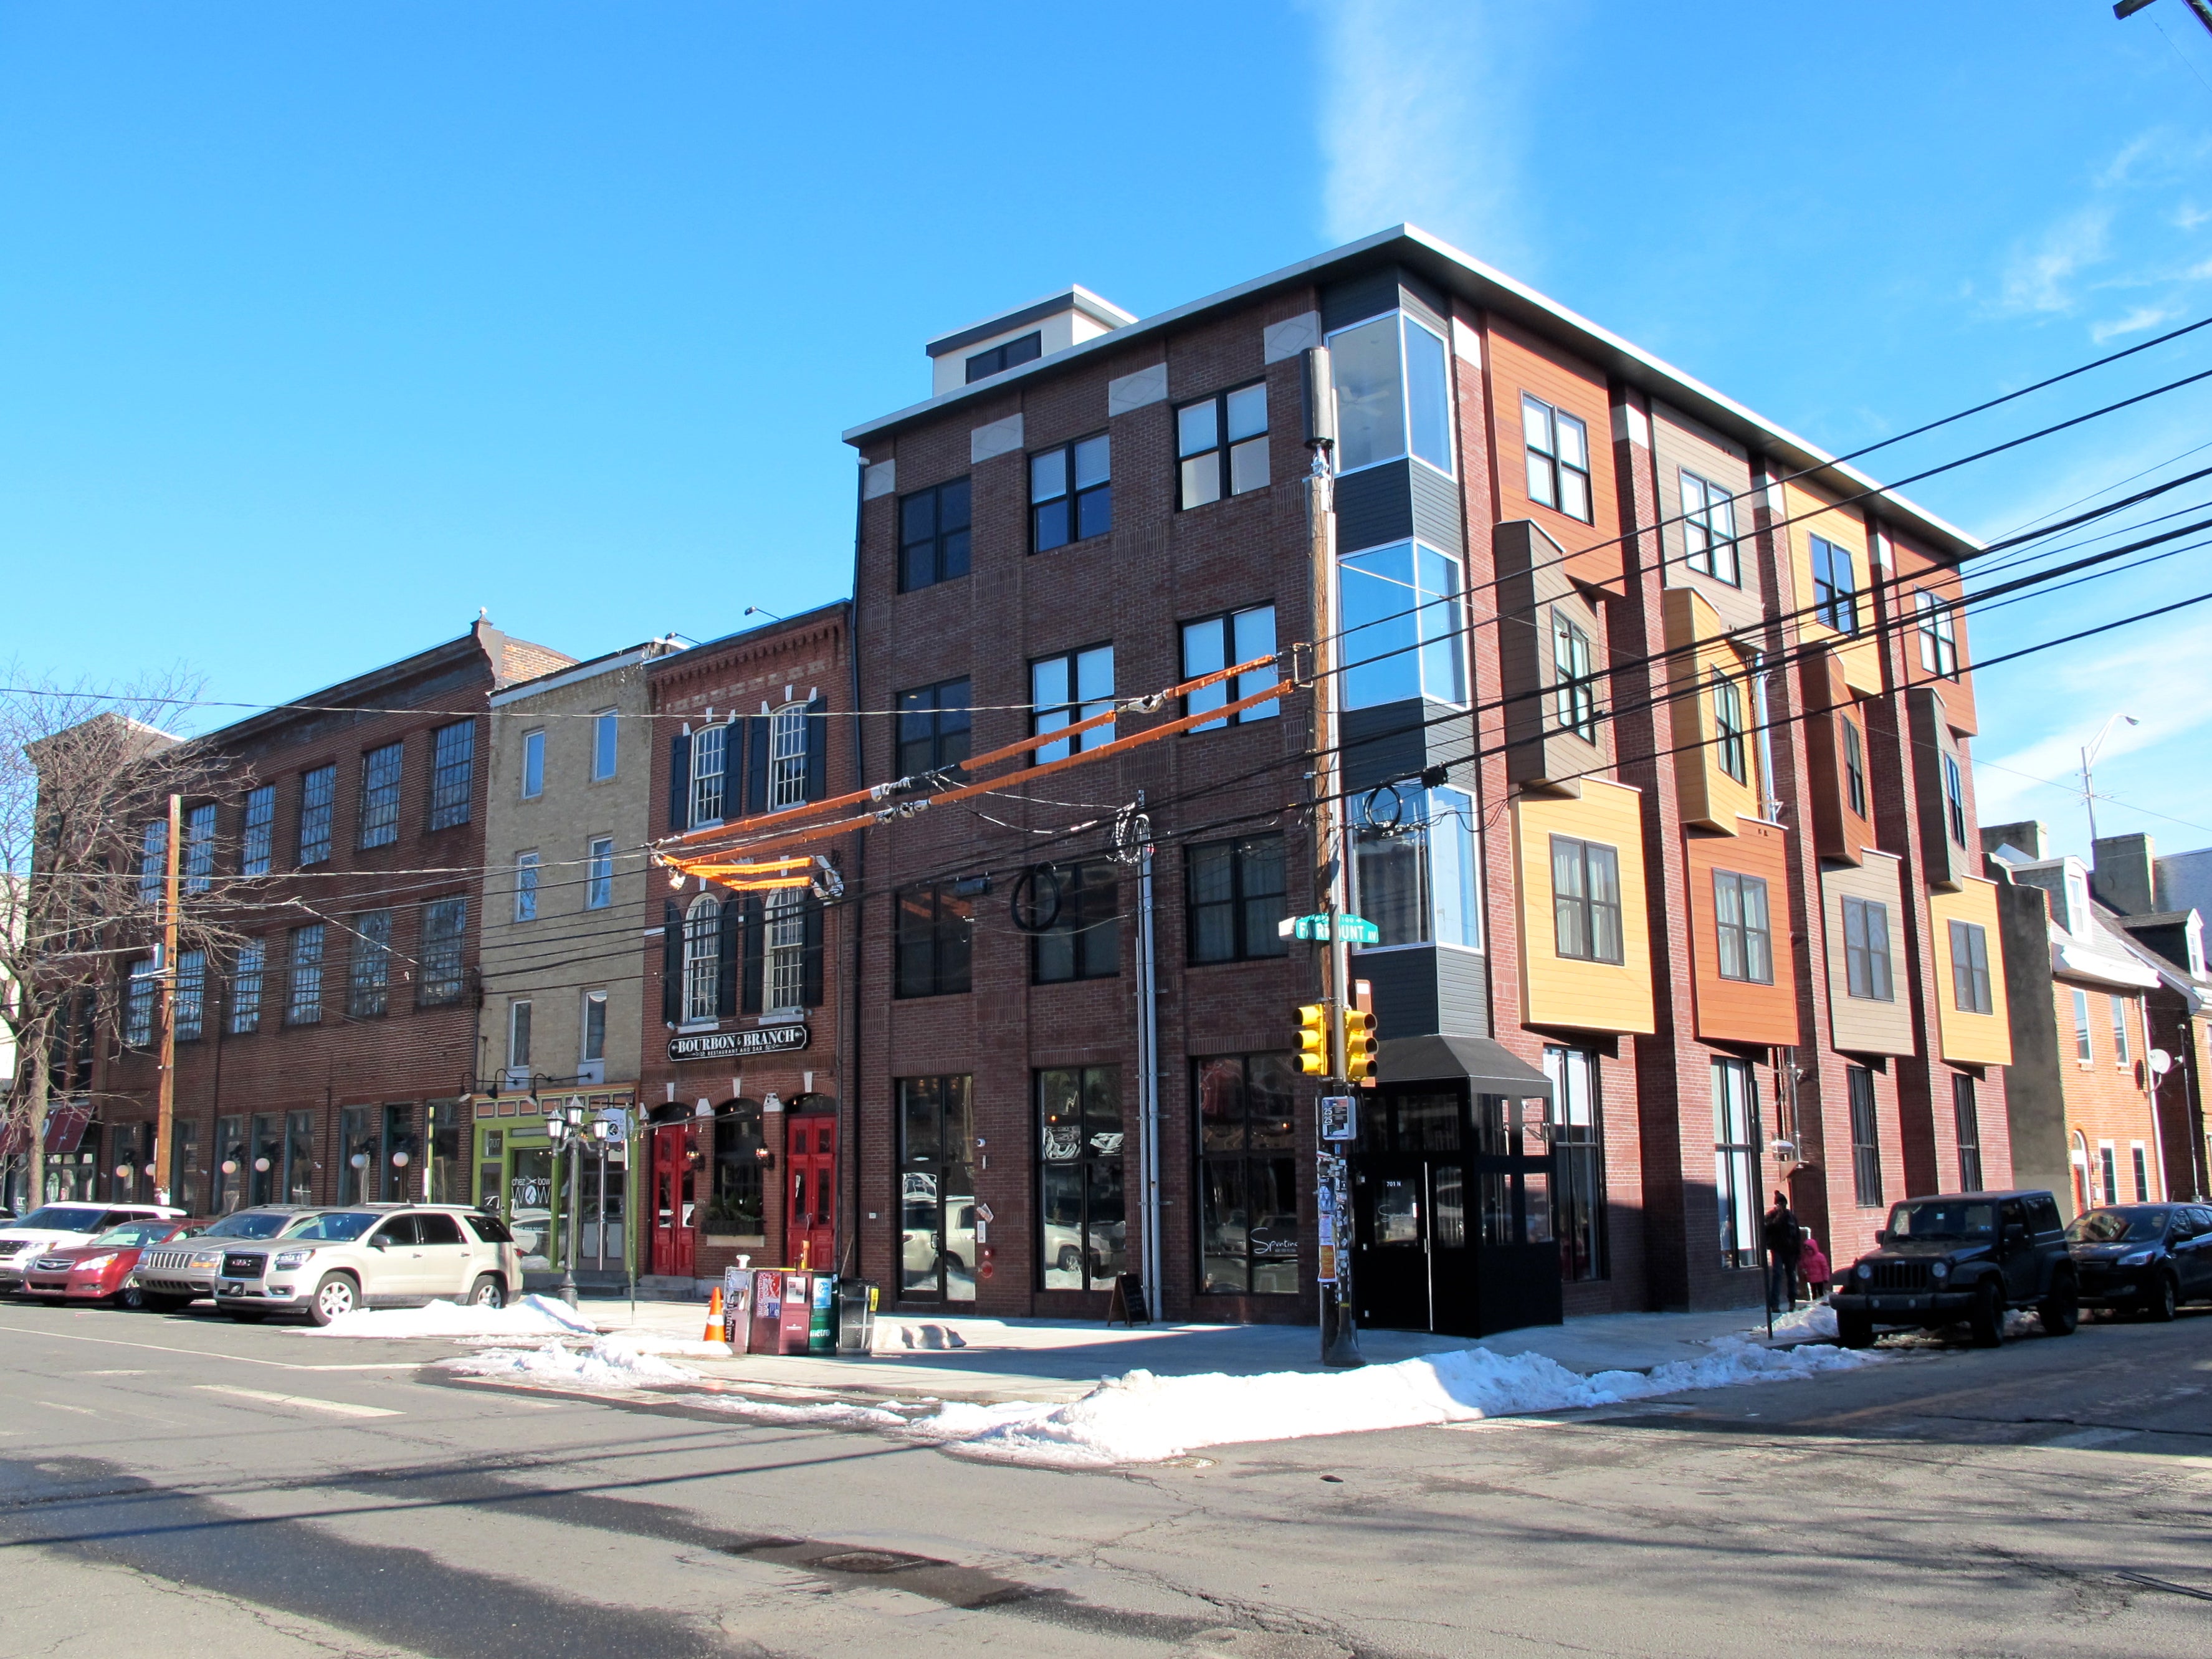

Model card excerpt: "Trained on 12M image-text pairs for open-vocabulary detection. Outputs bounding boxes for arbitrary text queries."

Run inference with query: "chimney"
[1978,820,2046,863]
[925,285,1136,398]
[2092,831,2157,918]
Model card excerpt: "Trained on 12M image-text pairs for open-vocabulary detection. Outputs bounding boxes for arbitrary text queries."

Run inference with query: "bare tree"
[0,664,239,1207]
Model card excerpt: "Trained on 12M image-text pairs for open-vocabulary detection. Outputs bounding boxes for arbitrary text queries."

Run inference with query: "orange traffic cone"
[703,1284,724,1342]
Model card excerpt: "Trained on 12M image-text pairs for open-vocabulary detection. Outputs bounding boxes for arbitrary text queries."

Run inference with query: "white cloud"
[1995,206,2114,316]
[2090,303,2182,342]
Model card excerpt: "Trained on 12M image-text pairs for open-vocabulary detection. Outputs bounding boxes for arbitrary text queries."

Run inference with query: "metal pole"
[556,1127,580,1308]
[1135,798,1162,1322]
[154,793,181,1206]
[2081,745,2100,848]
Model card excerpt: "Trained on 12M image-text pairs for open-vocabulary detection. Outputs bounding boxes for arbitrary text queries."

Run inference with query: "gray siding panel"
[1434,947,1491,1038]
[1343,700,1431,792]
[1336,462,1413,553]
[1353,947,1441,1040]
[1321,267,1401,332]
[1409,460,1464,553]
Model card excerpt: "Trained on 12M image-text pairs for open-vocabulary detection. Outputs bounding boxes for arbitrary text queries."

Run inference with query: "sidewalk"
[578,1299,1795,1405]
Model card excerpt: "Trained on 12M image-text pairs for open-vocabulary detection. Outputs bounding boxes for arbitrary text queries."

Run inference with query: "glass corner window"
[1337,540,1466,709]
[1328,310,1454,477]
[1352,785,1480,950]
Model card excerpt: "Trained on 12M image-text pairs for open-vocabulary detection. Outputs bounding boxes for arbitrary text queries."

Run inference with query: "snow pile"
[444,1336,702,1388]
[313,1294,598,1341]
[1765,1303,1839,1341]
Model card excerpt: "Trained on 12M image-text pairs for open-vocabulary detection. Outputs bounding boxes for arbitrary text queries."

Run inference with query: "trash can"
[808,1272,838,1354]
[837,1280,877,1355]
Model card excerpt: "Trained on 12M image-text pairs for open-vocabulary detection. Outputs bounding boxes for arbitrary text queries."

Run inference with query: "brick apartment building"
[43,620,571,1217]
[818,225,2013,1329]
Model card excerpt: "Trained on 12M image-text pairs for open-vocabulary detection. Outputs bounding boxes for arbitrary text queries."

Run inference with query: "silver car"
[134,1206,333,1311]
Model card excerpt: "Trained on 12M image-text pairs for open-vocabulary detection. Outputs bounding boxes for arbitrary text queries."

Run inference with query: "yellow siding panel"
[1783,484,1882,694]
[1661,586,1760,832]
[1514,780,1657,1035]
[1930,881,2013,1066]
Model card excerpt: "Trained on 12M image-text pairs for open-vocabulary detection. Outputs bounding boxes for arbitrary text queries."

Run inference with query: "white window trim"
[514,851,540,923]
[690,722,730,830]
[585,836,614,909]
[579,988,608,1065]
[765,887,806,1013]
[682,895,720,1027]
[767,702,809,811]
[521,729,546,801]
[1325,309,1457,482]
[507,999,533,1071]
[591,710,619,782]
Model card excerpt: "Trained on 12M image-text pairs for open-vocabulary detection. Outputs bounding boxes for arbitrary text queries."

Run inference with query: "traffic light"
[1295,1003,1330,1076]
[1343,1008,1378,1084]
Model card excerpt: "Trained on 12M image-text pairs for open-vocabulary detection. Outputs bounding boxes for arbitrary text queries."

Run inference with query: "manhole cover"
[813,1549,930,1575]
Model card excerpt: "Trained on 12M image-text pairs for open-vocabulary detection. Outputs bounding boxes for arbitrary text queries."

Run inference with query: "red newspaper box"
[776,1270,814,1354]
[748,1268,785,1355]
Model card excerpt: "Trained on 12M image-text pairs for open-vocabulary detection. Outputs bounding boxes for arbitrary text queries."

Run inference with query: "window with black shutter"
[741,892,765,1014]
[661,899,683,1025]
[801,894,824,1007]
[745,715,770,815]
[803,696,828,803]
[668,732,692,833]
[717,896,742,1018]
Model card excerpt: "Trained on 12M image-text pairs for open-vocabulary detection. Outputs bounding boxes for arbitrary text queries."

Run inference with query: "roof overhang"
[1378,1034,1553,1097]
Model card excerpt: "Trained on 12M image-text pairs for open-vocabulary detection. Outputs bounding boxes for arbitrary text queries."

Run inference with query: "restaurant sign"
[667,1024,811,1063]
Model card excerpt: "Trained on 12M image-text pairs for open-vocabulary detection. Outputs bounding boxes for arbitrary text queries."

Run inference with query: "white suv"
[0,1203,185,1294]
[212,1205,522,1326]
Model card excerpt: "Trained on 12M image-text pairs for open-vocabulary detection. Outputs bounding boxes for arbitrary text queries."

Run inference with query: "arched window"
[683,896,721,1023]
[765,888,806,1011]
[768,702,809,810]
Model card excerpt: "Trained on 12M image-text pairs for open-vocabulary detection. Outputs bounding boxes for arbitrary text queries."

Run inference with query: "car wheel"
[941,1253,966,1273]
[2147,1272,2179,1323]
[1968,1279,2005,1347]
[117,1284,146,1312]
[1056,1246,1081,1274]
[307,1273,359,1327]
[1836,1312,1876,1350]
[469,1274,507,1309]
[2039,1275,2080,1337]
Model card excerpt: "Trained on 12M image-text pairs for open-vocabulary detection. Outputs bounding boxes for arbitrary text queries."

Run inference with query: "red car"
[23,1218,196,1308]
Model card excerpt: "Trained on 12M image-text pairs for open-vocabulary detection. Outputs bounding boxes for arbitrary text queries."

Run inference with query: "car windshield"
[286,1212,378,1243]
[14,1206,106,1233]
[203,1212,301,1240]
[1887,1200,1996,1240]
[2066,1207,2170,1245]
[91,1222,176,1248]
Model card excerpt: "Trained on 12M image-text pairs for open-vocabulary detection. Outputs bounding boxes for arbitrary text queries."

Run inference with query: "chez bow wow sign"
[667,1024,811,1063]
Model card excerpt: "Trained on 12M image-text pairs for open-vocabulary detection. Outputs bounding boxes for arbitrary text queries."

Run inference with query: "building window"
[514,851,540,922]
[1338,540,1466,708]
[1847,1065,1883,1207]
[1949,919,1993,1014]
[683,895,722,1024]
[1680,470,1740,584]
[1194,1054,1297,1296]
[138,820,166,904]
[169,1119,201,1213]
[1029,862,1120,983]
[1521,394,1591,520]
[895,884,973,997]
[895,678,972,778]
[690,722,729,827]
[765,888,807,1012]
[174,949,206,1041]
[1031,434,1112,552]
[1177,383,1269,509]
[1811,535,1857,633]
[706,1107,765,1233]
[348,910,392,1018]
[1330,310,1454,475]
[1551,836,1624,965]
[2099,1142,2118,1208]
[521,729,545,799]
[1352,786,1480,950]
[1186,834,1289,963]
[211,1115,245,1213]
[1039,1066,1125,1293]
[898,1075,976,1302]
[229,941,264,1035]
[348,742,400,850]
[297,765,336,866]
[2112,994,2131,1066]
[899,479,971,592]
[124,959,158,1047]
[286,924,325,1026]
[767,702,809,811]
[593,710,618,780]
[1953,1074,1983,1192]
[1714,1058,1761,1268]
[2132,1142,2150,1202]
[586,837,614,909]
[1942,752,1968,845]
[2073,987,2093,1064]
[418,898,467,1005]
[581,989,606,1064]
[1915,589,1959,677]
[966,330,1039,383]
[1712,669,1748,784]
[427,721,475,830]
[1181,606,1278,730]
[507,1000,532,1071]
[1552,613,1597,740]
[184,803,216,894]
[338,1106,375,1205]
[1842,715,1867,819]
[241,785,275,877]
[1714,870,1773,983]
[1546,1046,1608,1281]
[1842,896,1894,1001]
[1032,645,1113,763]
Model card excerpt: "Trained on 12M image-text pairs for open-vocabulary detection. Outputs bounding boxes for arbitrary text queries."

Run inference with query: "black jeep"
[1831,1190,2078,1349]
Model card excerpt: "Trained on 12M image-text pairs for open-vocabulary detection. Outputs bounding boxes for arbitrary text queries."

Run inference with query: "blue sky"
[6,2,2212,859]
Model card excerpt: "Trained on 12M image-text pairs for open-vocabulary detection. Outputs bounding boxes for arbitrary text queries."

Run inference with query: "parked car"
[134,1206,333,1311]
[2066,1203,2212,1321]
[0,1202,186,1294]
[1830,1190,2078,1349]
[22,1218,195,1308]
[212,1205,522,1326]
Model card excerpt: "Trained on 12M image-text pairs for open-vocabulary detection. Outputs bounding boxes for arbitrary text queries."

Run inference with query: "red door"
[786,1116,836,1271]
[650,1123,697,1278]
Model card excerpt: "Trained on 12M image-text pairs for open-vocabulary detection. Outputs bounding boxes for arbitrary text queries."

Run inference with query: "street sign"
[1320,1096,1358,1141]
[1276,912,1381,945]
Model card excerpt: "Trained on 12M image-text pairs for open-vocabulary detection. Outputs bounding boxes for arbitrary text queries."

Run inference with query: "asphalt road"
[0,1299,2206,1659]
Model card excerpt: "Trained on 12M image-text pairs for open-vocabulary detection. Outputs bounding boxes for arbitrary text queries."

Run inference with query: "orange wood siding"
[1662,586,1760,833]
[1484,318,1622,587]
[1687,820,1801,1047]
[1929,881,2011,1066]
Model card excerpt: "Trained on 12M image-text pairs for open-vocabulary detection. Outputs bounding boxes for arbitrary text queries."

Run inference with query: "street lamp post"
[546,1104,588,1308]
[2081,712,2140,848]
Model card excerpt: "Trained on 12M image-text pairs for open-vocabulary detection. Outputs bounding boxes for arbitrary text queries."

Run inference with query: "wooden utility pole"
[155,791,181,1205]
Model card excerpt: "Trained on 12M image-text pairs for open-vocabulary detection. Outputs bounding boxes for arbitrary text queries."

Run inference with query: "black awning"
[1377,1035,1553,1098]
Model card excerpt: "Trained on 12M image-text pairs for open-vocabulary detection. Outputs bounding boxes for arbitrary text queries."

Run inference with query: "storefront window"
[249,1114,281,1205]
[899,1076,975,1302]
[169,1119,201,1213]
[1195,1054,1299,1295]
[1039,1066,1125,1292]
[380,1104,417,1202]
[212,1115,245,1213]
[1543,1046,1607,1282]
[338,1106,376,1205]
[706,1106,765,1234]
